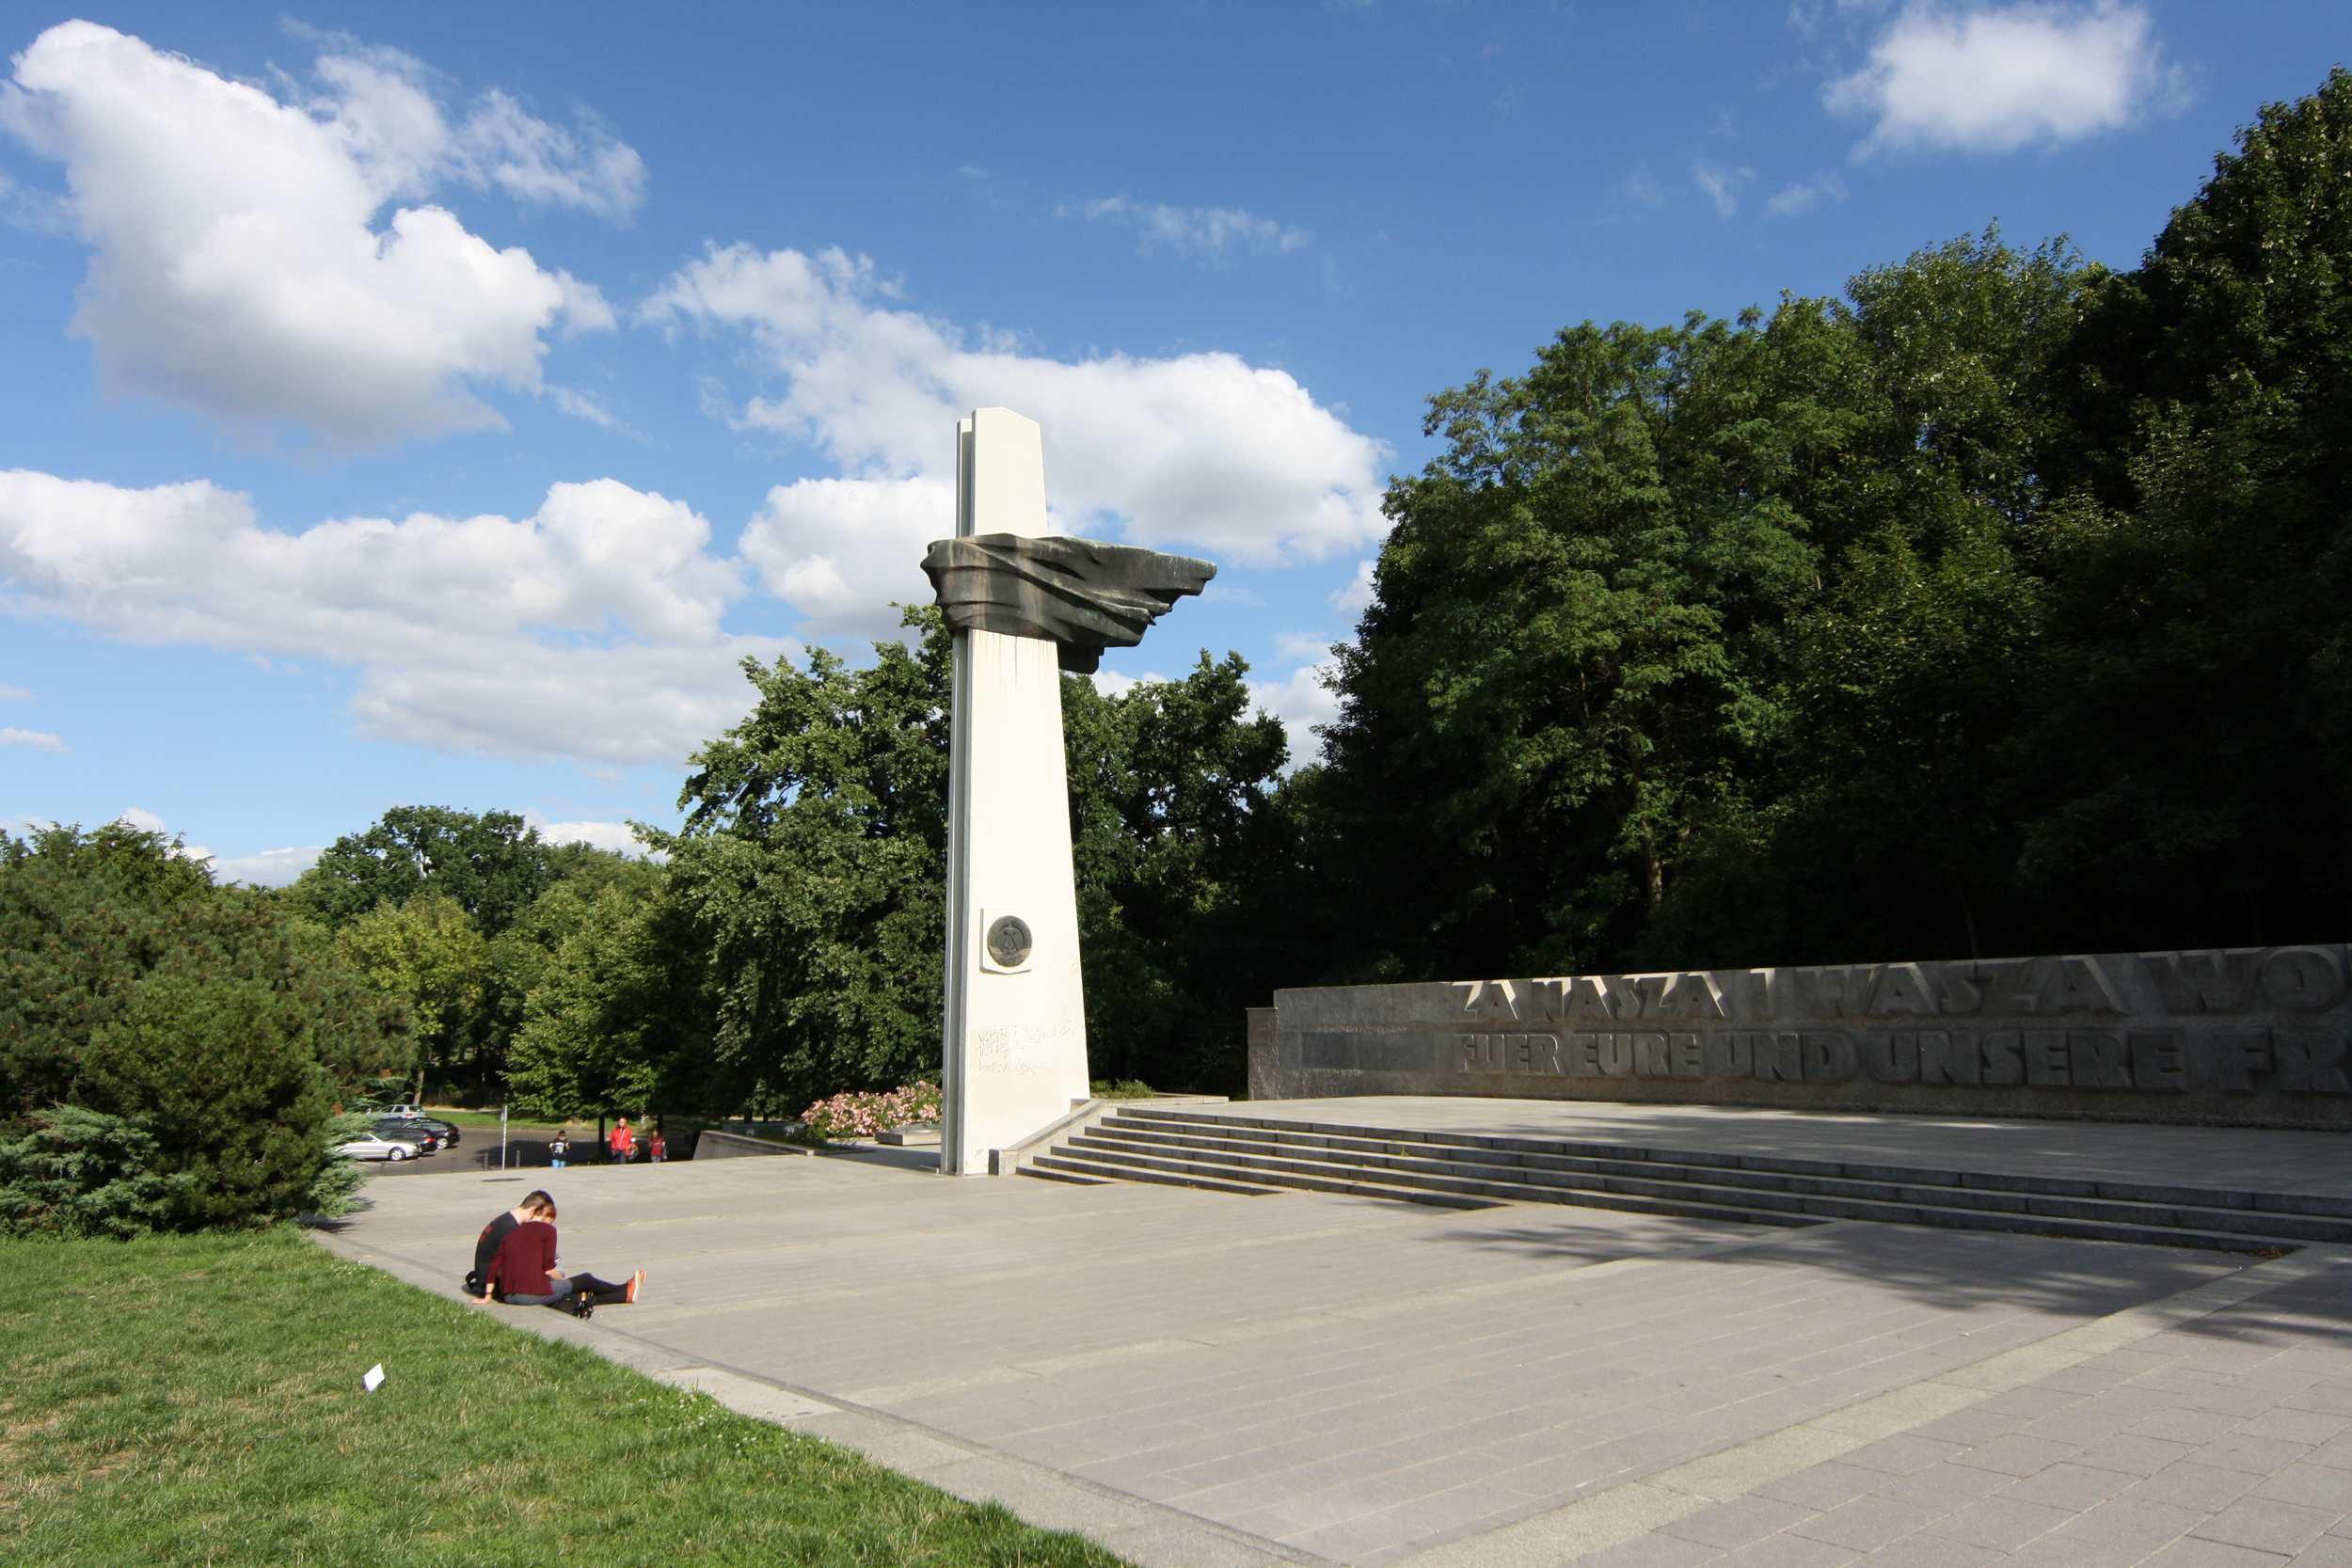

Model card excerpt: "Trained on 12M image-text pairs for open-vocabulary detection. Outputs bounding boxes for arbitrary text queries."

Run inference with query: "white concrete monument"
[923,408,1215,1174]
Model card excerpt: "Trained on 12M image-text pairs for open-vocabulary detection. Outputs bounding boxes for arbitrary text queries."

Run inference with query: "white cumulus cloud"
[1087,669,1163,699]
[648,245,1391,641]
[209,846,324,887]
[0,469,787,764]
[531,817,649,857]
[1826,2,2164,155]
[1250,661,1341,769]
[0,726,65,752]
[1059,196,1311,257]
[739,475,954,640]
[1,22,625,451]
[1331,558,1378,619]
[435,86,645,218]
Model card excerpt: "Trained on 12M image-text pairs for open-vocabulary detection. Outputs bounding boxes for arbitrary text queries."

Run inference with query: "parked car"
[338,1132,424,1162]
[373,1118,444,1152]
[406,1117,461,1146]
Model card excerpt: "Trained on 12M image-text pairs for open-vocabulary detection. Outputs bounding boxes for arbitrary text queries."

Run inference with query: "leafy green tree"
[2010,69,2352,948]
[0,824,408,1228]
[294,806,597,936]
[505,876,710,1123]
[1311,229,2099,978]
[1310,303,1857,978]
[334,890,489,1104]
[295,809,646,1101]
[1064,653,1294,1090]
[488,851,672,1098]
[653,611,954,1116]
[1642,231,2091,967]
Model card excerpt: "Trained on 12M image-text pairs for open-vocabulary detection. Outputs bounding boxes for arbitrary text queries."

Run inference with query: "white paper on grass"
[362,1363,386,1393]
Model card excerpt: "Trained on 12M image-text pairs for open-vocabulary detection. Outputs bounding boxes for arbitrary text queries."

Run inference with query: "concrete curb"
[306,1227,1326,1568]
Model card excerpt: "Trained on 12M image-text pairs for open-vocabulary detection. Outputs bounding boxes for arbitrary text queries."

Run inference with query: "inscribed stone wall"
[1247,946,2352,1128]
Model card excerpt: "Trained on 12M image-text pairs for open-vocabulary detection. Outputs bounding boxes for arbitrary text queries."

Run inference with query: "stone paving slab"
[1549,1246,2352,1565]
[1212,1098,2352,1199]
[329,1135,2317,1566]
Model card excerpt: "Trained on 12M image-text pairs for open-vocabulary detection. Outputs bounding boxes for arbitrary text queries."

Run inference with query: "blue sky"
[0,1,2344,882]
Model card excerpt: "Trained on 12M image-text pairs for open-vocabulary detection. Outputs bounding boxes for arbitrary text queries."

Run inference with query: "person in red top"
[610,1118,636,1164]
[484,1197,644,1313]
[648,1131,666,1164]
[469,1190,555,1302]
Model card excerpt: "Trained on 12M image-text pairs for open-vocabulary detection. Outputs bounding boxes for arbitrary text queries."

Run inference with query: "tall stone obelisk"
[938,408,1091,1175]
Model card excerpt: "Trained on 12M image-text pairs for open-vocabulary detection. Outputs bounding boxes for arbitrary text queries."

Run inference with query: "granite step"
[1113,1106,2328,1214]
[1046,1108,2332,1253]
[1082,1119,2352,1245]
[1128,1107,2352,1220]
[1014,1163,1112,1186]
[1023,1149,1282,1196]
[1044,1137,1818,1227]
[1035,1143,1508,1211]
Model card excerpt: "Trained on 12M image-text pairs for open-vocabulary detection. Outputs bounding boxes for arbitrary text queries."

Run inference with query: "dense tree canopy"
[1305,71,2352,980]
[651,612,956,1117]
[0,824,407,1228]
[294,806,606,936]
[503,861,708,1123]
[2009,66,2352,950]
[1064,652,1293,1089]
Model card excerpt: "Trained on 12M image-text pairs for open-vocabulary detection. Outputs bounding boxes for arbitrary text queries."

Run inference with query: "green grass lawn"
[0,1228,1127,1567]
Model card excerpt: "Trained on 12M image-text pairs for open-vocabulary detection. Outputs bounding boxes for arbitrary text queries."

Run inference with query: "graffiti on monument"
[1442,947,2352,1096]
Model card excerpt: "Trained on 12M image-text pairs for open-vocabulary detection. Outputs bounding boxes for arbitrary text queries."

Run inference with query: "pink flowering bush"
[801,1081,942,1141]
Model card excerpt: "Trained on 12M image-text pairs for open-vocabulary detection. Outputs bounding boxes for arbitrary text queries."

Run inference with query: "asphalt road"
[365,1124,572,1178]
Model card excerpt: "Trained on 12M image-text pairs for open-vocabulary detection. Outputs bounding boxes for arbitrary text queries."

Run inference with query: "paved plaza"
[325,1099,2352,1568]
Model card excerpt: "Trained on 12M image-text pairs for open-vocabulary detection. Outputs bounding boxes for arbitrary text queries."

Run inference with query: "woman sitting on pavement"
[470,1190,555,1300]
[482,1196,644,1316]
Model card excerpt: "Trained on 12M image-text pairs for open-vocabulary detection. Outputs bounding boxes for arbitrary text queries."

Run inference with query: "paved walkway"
[326,1105,2352,1568]
[1216,1097,2352,1199]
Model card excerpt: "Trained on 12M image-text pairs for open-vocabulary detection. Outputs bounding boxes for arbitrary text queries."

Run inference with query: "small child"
[549,1132,570,1169]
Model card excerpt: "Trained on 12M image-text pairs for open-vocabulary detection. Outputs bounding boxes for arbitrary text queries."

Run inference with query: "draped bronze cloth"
[921,533,1216,673]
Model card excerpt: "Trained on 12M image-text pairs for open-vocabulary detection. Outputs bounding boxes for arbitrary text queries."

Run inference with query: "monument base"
[1247,944,2352,1131]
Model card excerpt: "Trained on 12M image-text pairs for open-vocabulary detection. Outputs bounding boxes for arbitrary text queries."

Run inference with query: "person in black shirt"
[470,1190,555,1302]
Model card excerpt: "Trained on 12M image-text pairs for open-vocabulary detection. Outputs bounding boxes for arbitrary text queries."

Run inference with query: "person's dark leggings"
[505,1273,630,1308]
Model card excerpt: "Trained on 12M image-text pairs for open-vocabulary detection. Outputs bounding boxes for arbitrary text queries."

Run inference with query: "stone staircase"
[1021,1104,2352,1255]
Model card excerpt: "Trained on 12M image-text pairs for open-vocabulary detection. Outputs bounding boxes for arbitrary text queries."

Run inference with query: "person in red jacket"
[469,1189,555,1302]
[484,1197,643,1312]
[610,1118,636,1164]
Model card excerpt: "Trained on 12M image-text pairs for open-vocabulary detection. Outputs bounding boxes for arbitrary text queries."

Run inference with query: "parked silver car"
[337,1131,425,1163]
